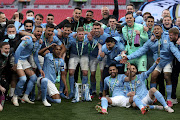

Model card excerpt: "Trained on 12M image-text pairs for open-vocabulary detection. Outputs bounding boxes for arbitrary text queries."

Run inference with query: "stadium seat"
[68,5,72,8]
[56,5,60,8]
[45,5,49,8]
[34,0,70,5]
[91,0,126,5]
[0,0,15,5]
[34,5,38,8]
[91,5,96,8]
[0,9,17,20]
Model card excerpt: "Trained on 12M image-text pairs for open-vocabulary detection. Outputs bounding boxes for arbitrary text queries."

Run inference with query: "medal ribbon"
[109,76,118,97]
[76,38,85,56]
[32,41,39,54]
[158,39,161,57]
[129,76,137,94]
[126,25,134,47]
[74,20,79,32]
[53,57,61,76]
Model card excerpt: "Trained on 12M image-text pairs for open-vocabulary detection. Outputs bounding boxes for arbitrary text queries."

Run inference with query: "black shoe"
[6,96,12,101]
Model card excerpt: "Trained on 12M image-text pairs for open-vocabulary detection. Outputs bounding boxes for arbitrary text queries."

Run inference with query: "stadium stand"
[0,0,15,5]
[91,0,126,5]
[21,9,74,24]
[34,0,70,5]
[21,9,126,24]
[0,9,17,20]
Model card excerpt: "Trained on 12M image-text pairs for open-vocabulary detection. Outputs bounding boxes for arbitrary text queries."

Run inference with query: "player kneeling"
[37,44,68,106]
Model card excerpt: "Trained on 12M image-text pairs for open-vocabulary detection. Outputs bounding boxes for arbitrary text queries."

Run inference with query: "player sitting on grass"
[124,58,174,113]
[95,64,149,115]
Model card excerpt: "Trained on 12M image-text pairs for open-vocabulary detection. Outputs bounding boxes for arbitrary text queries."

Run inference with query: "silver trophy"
[72,83,92,103]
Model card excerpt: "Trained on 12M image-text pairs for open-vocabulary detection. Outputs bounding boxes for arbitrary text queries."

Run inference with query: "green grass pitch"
[1,66,180,120]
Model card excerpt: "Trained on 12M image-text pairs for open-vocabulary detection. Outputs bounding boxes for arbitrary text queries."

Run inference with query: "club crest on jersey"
[99,40,103,44]
[116,80,119,84]
[137,80,140,84]
[164,40,167,43]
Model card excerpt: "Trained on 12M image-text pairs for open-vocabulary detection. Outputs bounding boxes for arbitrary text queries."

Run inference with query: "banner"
[139,0,180,22]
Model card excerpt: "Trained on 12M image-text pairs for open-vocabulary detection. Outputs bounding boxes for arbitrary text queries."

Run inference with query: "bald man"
[99,0,119,25]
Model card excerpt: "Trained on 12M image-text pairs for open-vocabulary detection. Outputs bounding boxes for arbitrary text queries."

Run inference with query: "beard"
[110,72,117,78]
